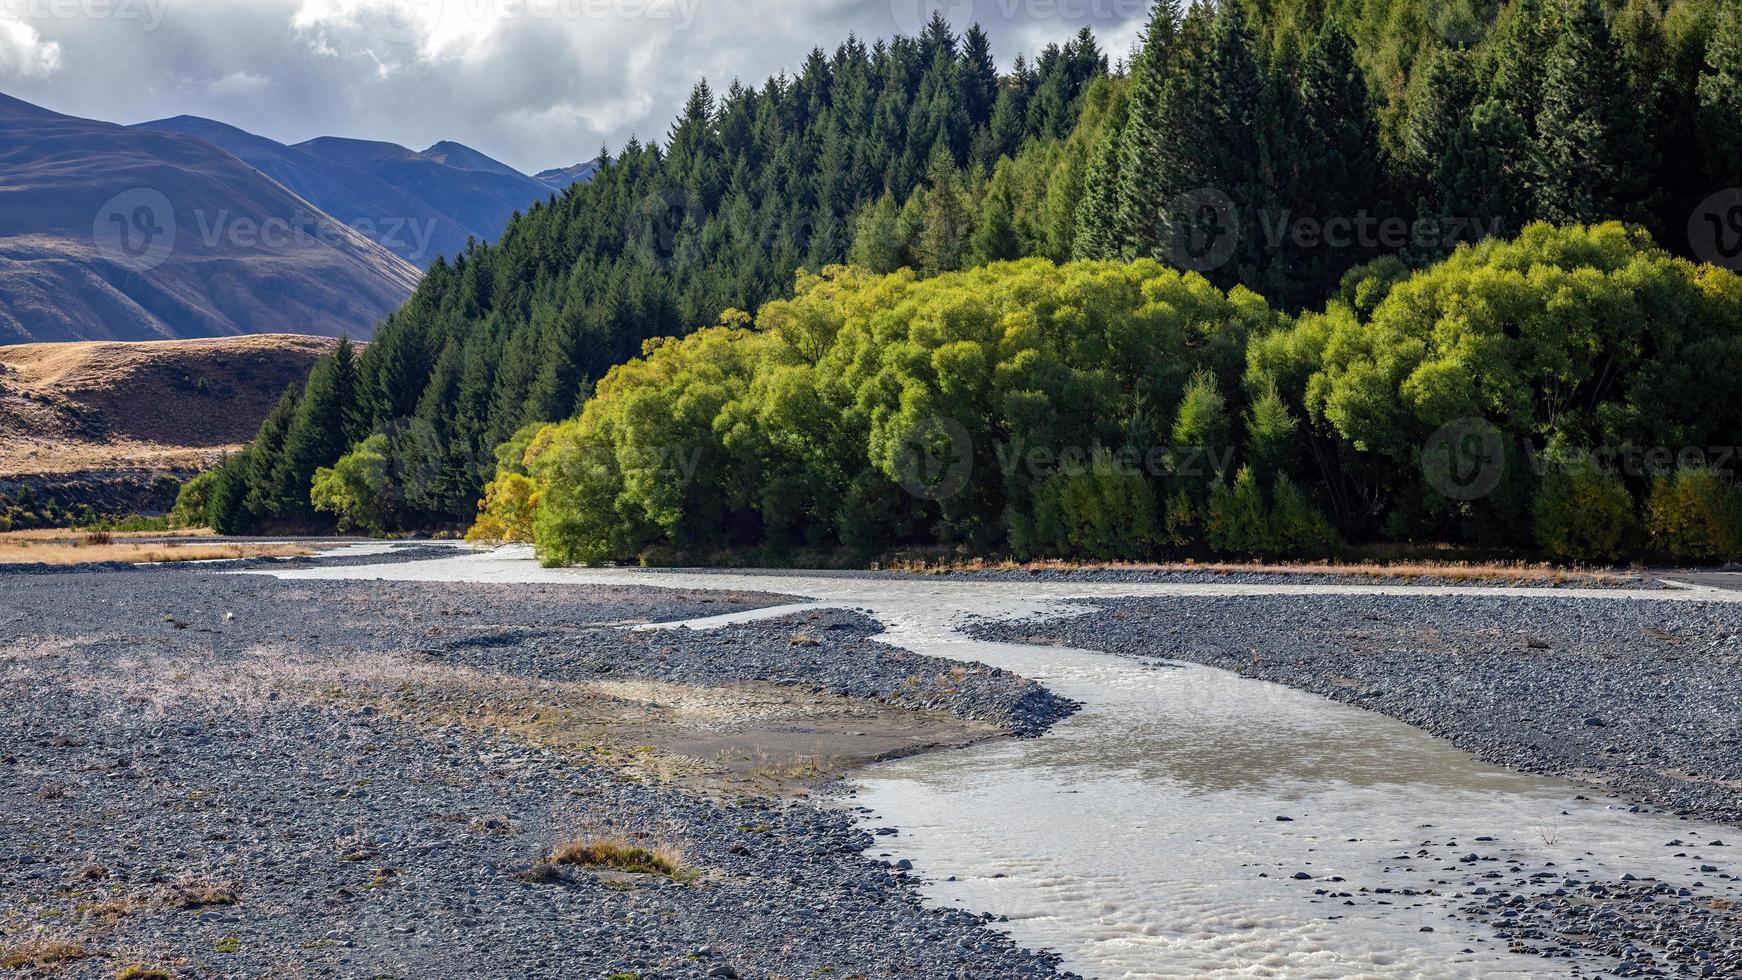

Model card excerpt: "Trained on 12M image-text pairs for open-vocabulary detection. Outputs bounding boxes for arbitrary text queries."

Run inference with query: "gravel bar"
[0,560,1076,980]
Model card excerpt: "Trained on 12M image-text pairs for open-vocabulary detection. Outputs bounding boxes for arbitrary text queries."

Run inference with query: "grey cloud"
[1,0,1148,173]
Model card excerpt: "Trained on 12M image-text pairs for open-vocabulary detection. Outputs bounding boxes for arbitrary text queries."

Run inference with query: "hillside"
[134,115,471,265]
[0,93,421,344]
[0,334,336,476]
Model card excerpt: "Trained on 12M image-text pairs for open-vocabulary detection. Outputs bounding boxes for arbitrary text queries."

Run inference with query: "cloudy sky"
[0,0,1149,174]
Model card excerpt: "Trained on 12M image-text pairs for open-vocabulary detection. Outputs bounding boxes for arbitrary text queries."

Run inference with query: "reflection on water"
[257,554,1742,979]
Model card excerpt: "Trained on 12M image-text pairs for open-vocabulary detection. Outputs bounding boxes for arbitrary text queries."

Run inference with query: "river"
[258,547,1742,978]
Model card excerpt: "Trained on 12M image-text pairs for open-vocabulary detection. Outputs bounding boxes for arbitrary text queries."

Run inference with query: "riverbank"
[0,557,1075,979]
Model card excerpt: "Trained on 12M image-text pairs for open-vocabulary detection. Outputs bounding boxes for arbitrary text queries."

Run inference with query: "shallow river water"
[258,549,1742,979]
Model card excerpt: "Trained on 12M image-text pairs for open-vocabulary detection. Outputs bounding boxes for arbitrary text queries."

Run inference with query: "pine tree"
[242,386,298,522]
[1073,100,1127,260]
[1114,0,1184,260]
[849,192,908,273]
[272,338,360,521]
[917,144,974,275]
[1432,99,1532,246]
[970,158,1022,265]
[1485,0,1550,136]
[1532,0,1655,225]
[1697,1,1742,189]
[1262,18,1386,305]
[1402,47,1481,191]
[959,25,1000,129]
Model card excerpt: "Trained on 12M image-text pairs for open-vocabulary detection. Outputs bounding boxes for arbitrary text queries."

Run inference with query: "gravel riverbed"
[0,556,1075,980]
[970,592,1742,977]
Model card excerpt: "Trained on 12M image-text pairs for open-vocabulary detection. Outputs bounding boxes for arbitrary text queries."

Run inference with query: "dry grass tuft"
[549,835,692,880]
[879,555,1645,587]
[115,966,173,980]
[157,875,238,910]
[0,936,91,970]
[0,533,308,566]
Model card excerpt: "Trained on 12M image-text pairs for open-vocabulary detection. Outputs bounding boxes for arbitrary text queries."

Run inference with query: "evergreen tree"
[272,338,360,520]
[1073,101,1127,260]
[917,144,974,274]
[1432,99,1532,245]
[970,158,1022,265]
[849,192,908,273]
[1113,0,1185,260]
[1486,0,1550,136]
[1289,18,1386,302]
[1532,0,1656,225]
[1697,1,1742,188]
[242,385,299,520]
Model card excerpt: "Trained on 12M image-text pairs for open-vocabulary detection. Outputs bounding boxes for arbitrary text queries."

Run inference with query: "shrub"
[550,835,690,879]
[1533,462,1637,562]
[170,470,220,529]
[467,473,539,543]
[1206,468,1338,558]
[1205,467,1269,556]
[310,434,394,535]
[1646,469,1742,564]
[1027,451,1158,559]
[1267,474,1338,556]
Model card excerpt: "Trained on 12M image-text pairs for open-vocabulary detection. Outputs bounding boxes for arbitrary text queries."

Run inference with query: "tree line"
[460,225,1742,566]
[188,0,1742,563]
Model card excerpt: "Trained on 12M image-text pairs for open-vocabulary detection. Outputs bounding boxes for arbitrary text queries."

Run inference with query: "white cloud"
[0,12,63,77]
[206,69,271,95]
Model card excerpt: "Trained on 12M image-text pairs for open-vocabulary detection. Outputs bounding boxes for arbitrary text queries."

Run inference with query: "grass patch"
[549,835,692,880]
[115,967,173,980]
[0,532,308,566]
[878,554,1646,587]
[0,936,90,970]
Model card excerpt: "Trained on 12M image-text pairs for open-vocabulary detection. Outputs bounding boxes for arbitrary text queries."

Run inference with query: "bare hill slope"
[0,334,335,476]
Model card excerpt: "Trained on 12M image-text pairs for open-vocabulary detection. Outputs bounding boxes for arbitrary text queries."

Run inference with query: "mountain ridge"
[0,94,422,344]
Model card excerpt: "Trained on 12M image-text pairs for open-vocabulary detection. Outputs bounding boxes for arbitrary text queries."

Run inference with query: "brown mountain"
[0,92,420,344]
[0,334,336,477]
